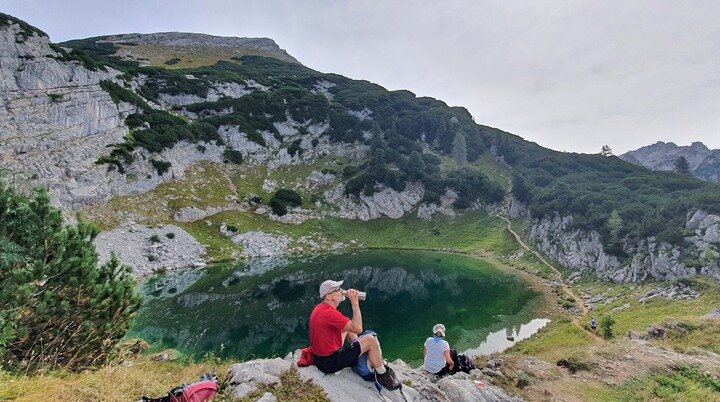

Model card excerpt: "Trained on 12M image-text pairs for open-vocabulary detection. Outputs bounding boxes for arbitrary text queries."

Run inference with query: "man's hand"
[346,288,360,304]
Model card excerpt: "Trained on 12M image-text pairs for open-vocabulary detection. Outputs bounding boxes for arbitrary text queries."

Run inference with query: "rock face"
[0,18,231,210]
[223,352,522,402]
[529,211,720,283]
[326,183,425,221]
[0,19,125,208]
[620,141,720,182]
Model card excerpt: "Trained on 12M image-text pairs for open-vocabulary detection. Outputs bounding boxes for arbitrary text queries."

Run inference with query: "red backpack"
[141,374,218,402]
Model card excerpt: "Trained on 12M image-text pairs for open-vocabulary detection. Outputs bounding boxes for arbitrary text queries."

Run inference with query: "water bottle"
[342,290,367,301]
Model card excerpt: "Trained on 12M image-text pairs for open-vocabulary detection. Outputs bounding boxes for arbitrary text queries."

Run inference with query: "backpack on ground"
[456,354,476,373]
[140,373,218,402]
[449,349,476,374]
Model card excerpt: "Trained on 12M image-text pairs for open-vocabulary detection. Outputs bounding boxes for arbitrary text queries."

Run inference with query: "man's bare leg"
[358,334,383,370]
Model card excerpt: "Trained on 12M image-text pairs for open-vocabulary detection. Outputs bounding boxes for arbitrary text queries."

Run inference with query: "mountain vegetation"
[0,184,140,373]
[57,36,720,257]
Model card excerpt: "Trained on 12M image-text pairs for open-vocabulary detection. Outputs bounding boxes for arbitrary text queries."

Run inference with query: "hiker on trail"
[309,279,401,390]
[423,323,455,376]
[590,317,597,332]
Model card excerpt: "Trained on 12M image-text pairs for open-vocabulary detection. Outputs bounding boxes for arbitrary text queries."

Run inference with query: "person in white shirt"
[423,323,455,376]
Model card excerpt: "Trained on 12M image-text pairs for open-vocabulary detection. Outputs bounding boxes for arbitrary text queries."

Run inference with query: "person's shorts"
[314,341,361,374]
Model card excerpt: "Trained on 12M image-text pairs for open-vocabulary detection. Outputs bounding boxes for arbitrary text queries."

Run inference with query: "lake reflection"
[129,250,542,363]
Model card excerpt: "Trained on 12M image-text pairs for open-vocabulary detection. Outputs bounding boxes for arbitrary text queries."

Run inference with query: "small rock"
[153,353,171,362]
[256,392,277,402]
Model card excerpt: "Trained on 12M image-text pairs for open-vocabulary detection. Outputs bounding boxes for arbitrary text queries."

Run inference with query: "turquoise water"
[129,250,542,363]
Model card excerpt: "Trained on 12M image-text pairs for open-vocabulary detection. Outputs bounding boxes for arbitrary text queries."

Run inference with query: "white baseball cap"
[319,279,344,298]
[433,323,446,337]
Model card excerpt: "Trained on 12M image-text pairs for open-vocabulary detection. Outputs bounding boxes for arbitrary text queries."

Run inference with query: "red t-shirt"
[309,303,350,357]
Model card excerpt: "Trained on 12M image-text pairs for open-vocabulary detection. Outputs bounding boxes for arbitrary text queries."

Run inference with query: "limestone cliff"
[529,210,720,283]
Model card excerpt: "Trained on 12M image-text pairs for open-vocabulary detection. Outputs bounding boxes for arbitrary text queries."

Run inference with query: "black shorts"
[314,342,361,374]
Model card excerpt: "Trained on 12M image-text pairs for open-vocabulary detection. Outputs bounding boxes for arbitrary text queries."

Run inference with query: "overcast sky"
[4,0,719,154]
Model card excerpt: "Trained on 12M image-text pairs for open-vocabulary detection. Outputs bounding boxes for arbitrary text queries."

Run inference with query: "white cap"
[433,323,446,337]
[319,279,344,298]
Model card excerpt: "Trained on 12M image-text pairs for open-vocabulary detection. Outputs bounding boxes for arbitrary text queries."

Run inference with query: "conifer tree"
[452,132,467,165]
[674,156,692,176]
[0,183,140,372]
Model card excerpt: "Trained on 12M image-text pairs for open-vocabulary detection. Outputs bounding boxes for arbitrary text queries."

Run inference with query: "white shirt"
[424,336,450,374]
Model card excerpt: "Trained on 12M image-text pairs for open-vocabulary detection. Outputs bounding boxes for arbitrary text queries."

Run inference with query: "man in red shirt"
[309,279,400,389]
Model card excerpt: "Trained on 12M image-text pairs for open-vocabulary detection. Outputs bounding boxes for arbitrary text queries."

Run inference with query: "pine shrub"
[0,184,141,373]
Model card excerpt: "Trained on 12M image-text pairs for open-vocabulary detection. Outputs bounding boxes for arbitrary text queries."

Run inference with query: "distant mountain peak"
[620,141,719,182]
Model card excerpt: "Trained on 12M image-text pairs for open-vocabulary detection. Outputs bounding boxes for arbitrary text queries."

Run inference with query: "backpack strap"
[140,395,172,402]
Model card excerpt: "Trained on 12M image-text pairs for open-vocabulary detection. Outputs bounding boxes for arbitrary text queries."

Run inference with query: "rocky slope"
[529,209,720,283]
[224,353,521,402]
[620,141,720,182]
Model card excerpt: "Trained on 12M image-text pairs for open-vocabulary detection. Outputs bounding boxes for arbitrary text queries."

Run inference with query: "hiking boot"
[375,364,402,391]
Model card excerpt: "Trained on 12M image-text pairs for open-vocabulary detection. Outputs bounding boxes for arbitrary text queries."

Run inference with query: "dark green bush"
[150,159,172,176]
[269,188,303,216]
[601,316,616,339]
[223,148,243,164]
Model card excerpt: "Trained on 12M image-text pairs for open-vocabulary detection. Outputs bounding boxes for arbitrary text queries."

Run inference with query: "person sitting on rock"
[423,323,455,376]
[309,279,401,390]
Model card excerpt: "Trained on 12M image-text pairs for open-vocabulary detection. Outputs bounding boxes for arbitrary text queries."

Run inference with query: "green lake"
[129,250,545,364]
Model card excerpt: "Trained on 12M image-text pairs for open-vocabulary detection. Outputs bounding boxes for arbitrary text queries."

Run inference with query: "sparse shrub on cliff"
[223,148,243,164]
[150,159,172,176]
[0,184,140,373]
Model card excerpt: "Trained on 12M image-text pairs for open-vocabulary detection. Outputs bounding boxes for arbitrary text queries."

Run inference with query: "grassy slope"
[505,277,720,401]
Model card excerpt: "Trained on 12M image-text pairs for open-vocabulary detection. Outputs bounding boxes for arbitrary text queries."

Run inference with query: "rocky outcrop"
[326,183,425,221]
[638,282,700,303]
[94,223,206,277]
[620,141,720,182]
[230,231,292,257]
[417,190,457,221]
[529,211,720,283]
[223,353,522,402]
[158,81,251,107]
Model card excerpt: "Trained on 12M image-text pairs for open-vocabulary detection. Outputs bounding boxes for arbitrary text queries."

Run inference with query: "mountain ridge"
[620,141,720,182]
[1,12,720,284]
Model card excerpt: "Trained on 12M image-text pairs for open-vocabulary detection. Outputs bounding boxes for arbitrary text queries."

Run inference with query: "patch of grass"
[575,277,720,353]
[610,365,720,401]
[509,318,593,362]
[112,44,295,69]
[0,355,231,402]
[84,162,236,229]
[179,209,519,262]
